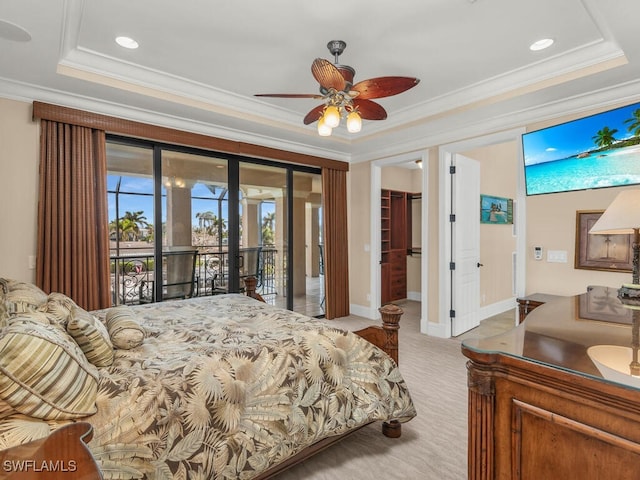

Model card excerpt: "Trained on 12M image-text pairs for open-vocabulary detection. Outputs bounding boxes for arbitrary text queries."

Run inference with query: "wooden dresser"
[516,292,562,323]
[462,286,640,480]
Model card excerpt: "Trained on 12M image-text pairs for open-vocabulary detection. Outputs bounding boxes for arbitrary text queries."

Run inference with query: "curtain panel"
[36,120,111,310]
[322,168,350,319]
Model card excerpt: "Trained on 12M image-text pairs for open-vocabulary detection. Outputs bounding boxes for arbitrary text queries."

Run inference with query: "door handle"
[477,262,484,267]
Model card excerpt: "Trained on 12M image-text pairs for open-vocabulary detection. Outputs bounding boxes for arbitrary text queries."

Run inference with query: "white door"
[451,154,481,336]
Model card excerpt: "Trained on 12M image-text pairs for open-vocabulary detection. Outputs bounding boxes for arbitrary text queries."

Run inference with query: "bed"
[0,278,416,479]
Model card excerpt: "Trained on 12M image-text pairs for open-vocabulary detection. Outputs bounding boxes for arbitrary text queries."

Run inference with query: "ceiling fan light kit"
[347,110,362,133]
[256,40,419,136]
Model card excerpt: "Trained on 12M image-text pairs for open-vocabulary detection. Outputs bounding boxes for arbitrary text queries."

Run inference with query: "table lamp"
[588,189,640,380]
[589,189,640,290]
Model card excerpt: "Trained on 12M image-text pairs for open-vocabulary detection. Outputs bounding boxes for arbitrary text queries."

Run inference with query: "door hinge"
[449,165,456,174]
[449,262,455,270]
[449,213,456,222]
[450,309,456,318]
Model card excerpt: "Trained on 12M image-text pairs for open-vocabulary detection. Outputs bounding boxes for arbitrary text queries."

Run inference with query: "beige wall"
[464,142,518,306]
[0,98,39,282]
[526,187,629,295]
[347,162,372,307]
[426,151,440,323]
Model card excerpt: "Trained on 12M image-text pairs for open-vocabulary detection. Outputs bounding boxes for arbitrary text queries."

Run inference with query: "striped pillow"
[0,280,48,316]
[67,307,114,367]
[105,306,145,349]
[0,317,99,420]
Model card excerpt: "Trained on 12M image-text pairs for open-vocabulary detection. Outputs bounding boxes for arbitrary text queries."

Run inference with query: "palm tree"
[195,211,227,244]
[119,218,139,241]
[262,211,275,245]
[624,108,640,137]
[110,211,149,241]
[196,211,216,231]
[592,126,618,149]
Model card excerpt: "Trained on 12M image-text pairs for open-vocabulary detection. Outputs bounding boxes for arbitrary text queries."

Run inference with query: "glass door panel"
[239,162,288,305]
[106,143,154,305]
[160,150,228,301]
[293,170,324,317]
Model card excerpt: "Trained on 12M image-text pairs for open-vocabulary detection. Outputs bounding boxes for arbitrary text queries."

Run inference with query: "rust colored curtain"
[36,120,111,310]
[322,168,350,319]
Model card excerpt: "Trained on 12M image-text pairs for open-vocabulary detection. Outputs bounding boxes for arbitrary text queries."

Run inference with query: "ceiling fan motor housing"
[325,40,355,86]
[327,40,347,58]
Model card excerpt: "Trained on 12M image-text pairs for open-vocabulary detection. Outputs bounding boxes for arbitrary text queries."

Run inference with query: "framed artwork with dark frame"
[575,210,633,272]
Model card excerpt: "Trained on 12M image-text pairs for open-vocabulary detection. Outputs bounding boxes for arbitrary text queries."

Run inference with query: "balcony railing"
[110,247,278,306]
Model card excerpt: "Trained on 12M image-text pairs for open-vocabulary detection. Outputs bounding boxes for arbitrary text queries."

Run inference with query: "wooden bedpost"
[243,276,266,303]
[352,303,404,439]
[353,303,402,365]
[378,303,402,365]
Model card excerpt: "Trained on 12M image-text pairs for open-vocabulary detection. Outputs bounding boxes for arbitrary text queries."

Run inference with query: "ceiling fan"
[255,40,420,135]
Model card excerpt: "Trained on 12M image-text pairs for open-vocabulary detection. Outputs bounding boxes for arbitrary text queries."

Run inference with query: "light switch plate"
[547,250,568,263]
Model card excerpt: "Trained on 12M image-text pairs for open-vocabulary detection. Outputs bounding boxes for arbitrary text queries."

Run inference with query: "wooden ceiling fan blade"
[303,105,326,125]
[353,99,387,120]
[255,93,323,99]
[352,76,420,100]
[311,58,346,92]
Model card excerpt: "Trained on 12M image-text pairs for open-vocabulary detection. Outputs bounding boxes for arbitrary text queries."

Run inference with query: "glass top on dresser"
[462,285,640,390]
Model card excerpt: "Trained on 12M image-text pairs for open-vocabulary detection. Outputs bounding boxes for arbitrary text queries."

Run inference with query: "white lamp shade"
[317,117,332,137]
[587,345,640,387]
[324,106,340,128]
[346,111,362,133]
[589,189,640,234]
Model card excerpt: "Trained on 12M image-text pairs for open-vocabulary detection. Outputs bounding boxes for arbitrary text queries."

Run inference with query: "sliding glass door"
[106,136,324,316]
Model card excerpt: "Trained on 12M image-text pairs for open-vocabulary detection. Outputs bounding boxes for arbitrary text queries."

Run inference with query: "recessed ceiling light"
[115,36,139,49]
[529,38,554,51]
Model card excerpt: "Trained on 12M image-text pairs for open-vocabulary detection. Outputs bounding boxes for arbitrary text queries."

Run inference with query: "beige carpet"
[273,301,512,480]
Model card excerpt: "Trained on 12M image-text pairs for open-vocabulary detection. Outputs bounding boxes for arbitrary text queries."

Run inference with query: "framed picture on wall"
[480,194,513,224]
[574,210,633,272]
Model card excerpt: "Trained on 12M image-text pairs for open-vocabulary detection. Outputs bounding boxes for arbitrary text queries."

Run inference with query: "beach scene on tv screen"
[523,102,640,195]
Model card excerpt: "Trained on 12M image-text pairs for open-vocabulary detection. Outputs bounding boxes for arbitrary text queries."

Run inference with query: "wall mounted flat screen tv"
[522,101,640,195]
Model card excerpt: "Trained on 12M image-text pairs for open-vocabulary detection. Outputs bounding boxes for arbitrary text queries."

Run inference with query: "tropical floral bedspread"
[0,294,416,479]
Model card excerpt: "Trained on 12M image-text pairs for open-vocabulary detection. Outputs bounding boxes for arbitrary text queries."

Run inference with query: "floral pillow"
[38,292,78,328]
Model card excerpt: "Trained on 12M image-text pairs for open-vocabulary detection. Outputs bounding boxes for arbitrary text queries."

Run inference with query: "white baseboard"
[426,320,449,338]
[348,303,378,320]
[479,298,517,322]
[349,298,516,335]
[407,291,421,302]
